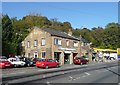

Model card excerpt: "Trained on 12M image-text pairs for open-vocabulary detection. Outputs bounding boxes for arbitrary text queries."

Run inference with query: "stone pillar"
[60,52,64,65]
[70,53,73,64]
[89,52,92,62]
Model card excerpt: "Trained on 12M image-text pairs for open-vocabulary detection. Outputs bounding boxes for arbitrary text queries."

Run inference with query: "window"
[54,38,61,45]
[41,38,46,46]
[34,52,38,58]
[28,53,30,57]
[41,52,46,58]
[47,59,53,62]
[27,41,30,48]
[34,40,38,47]
[74,41,78,47]
[66,40,69,47]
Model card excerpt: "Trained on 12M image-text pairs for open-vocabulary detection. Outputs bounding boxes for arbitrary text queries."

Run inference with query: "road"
[1,61,119,85]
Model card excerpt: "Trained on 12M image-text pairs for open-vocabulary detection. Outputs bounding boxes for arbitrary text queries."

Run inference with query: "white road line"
[10,73,17,75]
[76,77,81,79]
[4,71,25,75]
[46,81,51,85]
[18,72,25,74]
[43,75,46,78]
[69,76,73,80]
[85,72,91,76]
[82,75,86,77]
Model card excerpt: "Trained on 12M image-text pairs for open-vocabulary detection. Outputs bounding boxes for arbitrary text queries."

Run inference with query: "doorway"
[73,53,78,59]
[54,52,61,62]
[34,52,38,58]
[64,53,70,64]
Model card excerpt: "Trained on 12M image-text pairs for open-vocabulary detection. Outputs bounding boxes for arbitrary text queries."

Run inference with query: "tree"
[2,14,17,56]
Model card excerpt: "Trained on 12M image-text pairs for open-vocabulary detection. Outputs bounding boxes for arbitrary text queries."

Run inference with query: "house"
[22,26,91,65]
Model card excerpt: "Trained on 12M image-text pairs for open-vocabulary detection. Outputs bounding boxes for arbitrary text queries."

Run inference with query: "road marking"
[10,73,17,75]
[76,77,81,79]
[85,72,91,76]
[18,72,25,74]
[9,71,25,75]
[69,76,73,80]
[46,81,51,85]
[43,75,46,78]
[82,75,86,77]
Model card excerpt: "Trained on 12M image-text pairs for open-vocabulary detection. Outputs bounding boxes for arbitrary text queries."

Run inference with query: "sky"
[2,2,118,29]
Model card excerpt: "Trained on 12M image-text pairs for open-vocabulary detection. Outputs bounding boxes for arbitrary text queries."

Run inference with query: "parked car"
[109,57,116,60]
[0,56,7,60]
[31,58,39,66]
[73,57,89,65]
[82,56,89,61]
[0,59,13,69]
[20,57,34,67]
[8,58,25,67]
[36,59,59,69]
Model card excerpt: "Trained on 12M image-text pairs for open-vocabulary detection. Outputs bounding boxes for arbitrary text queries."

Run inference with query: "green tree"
[2,14,17,56]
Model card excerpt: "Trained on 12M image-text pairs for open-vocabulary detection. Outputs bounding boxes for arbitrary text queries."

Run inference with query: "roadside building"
[22,27,80,64]
[22,26,91,65]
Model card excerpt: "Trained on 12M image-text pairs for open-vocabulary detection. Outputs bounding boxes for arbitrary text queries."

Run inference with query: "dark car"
[74,57,89,65]
[20,57,34,67]
[31,58,39,66]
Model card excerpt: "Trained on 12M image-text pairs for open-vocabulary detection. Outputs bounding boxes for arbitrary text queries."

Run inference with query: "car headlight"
[42,63,44,66]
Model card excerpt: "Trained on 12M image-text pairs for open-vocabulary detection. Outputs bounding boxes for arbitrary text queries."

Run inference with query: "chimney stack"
[68,29,72,36]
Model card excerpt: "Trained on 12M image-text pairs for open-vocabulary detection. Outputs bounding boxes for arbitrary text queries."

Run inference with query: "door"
[47,59,54,67]
[64,53,70,64]
[54,52,61,62]
[34,52,38,58]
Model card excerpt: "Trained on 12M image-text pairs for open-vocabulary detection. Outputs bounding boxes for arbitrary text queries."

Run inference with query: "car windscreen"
[39,59,45,62]
[47,59,54,62]
[0,56,7,59]
[75,57,83,60]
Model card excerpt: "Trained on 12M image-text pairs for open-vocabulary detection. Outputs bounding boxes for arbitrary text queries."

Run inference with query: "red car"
[73,57,89,65]
[36,59,59,69]
[0,59,13,69]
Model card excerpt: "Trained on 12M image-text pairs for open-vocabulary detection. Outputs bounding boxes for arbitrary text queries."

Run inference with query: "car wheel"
[37,66,40,68]
[56,64,59,68]
[45,65,48,69]
[80,62,83,65]
[27,64,30,67]
[14,64,17,67]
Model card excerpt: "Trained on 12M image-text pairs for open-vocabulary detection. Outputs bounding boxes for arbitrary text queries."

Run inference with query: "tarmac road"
[1,61,119,85]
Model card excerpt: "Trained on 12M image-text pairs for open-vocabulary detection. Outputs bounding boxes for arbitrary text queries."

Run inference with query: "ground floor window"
[41,52,46,58]
[28,53,30,57]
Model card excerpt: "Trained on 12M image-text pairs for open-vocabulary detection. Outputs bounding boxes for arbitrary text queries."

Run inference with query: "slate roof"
[80,37,89,43]
[42,28,79,41]
[74,36,89,43]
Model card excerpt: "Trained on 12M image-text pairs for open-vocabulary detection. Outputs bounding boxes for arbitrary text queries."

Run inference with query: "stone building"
[22,26,91,65]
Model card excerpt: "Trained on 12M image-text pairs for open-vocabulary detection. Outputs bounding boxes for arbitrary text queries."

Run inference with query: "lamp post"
[16,33,22,55]
[80,35,82,57]
[79,26,83,57]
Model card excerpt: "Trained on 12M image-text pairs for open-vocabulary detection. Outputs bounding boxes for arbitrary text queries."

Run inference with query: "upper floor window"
[34,40,38,47]
[54,38,61,45]
[66,40,69,47]
[41,38,46,46]
[27,41,30,48]
[74,41,78,47]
